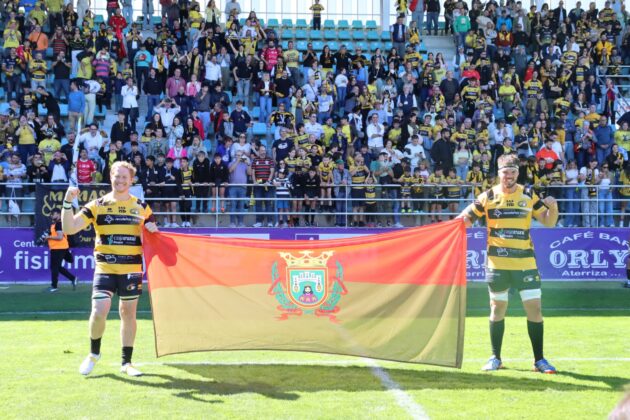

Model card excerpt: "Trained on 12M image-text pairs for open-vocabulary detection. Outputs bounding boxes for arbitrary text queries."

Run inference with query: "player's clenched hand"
[543,196,558,210]
[145,222,159,233]
[65,186,79,202]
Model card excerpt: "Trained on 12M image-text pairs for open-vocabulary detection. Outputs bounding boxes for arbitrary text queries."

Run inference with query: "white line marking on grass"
[467,357,630,363]
[362,358,430,420]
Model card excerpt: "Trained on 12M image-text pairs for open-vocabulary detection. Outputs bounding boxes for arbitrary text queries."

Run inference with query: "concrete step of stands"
[422,35,457,64]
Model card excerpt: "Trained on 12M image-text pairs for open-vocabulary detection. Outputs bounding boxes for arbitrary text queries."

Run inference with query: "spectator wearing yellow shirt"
[16,115,38,166]
[498,78,518,117]
[39,135,62,165]
[614,122,630,153]
[2,21,22,50]
[28,2,47,27]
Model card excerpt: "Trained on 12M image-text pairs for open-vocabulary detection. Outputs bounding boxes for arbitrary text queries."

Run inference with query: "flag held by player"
[144,220,467,367]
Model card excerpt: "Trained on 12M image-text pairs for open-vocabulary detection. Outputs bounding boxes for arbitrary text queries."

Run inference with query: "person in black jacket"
[163,157,181,227]
[98,141,124,183]
[143,68,163,121]
[143,155,165,216]
[193,150,211,212]
[430,129,454,173]
[303,166,321,226]
[110,111,131,144]
[209,152,229,212]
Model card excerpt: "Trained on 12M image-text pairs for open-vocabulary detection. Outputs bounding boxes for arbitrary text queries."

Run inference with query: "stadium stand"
[0,0,629,228]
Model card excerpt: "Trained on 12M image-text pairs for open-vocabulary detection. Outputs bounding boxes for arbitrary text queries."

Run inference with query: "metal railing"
[2,182,628,228]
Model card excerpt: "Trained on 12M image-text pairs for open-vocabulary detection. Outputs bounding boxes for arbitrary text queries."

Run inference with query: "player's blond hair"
[110,161,137,179]
[497,153,519,170]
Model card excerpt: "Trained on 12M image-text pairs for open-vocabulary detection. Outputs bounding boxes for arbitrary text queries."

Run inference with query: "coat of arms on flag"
[268,251,347,322]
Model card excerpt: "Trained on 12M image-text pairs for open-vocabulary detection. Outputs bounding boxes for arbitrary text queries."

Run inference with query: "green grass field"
[1,282,629,419]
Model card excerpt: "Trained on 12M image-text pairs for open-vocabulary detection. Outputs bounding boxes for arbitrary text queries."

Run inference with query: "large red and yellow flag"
[144,219,467,367]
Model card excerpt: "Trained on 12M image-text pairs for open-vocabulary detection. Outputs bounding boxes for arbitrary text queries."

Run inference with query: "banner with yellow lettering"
[35,184,108,247]
[144,220,467,367]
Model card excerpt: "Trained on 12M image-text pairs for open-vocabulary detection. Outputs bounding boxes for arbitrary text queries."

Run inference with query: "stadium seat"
[151,16,161,25]
[351,20,364,30]
[323,20,335,30]
[352,31,365,41]
[258,19,265,27]
[95,107,106,119]
[45,48,54,59]
[295,19,308,29]
[38,104,48,116]
[239,18,246,26]
[367,30,380,41]
[281,18,293,28]
[59,104,68,117]
[337,20,349,30]
[252,106,260,119]
[295,29,308,40]
[366,20,377,30]
[384,41,393,51]
[283,28,296,39]
[267,18,279,28]
[22,194,35,213]
[338,30,351,41]
[323,30,337,40]
[281,40,289,50]
[381,30,391,41]
[252,122,267,136]
[369,42,382,52]
[94,15,104,24]
[312,41,324,52]
[328,41,339,51]
[310,30,322,40]
[355,41,369,51]
[419,42,427,54]
[296,41,308,51]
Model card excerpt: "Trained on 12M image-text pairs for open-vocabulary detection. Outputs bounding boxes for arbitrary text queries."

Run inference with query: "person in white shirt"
[83,79,101,126]
[366,114,384,154]
[304,113,324,140]
[78,123,106,162]
[204,53,222,86]
[121,77,139,131]
[155,98,181,129]
[334,69,349,113]
[301,77,319,102]
[317,92,334,123]
[404,135,427,171]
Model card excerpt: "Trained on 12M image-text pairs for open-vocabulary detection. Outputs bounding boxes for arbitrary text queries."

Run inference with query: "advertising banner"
[34,184,109,247]
[0,228,627,283]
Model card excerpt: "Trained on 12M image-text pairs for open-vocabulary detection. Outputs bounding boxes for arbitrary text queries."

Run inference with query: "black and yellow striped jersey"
[428,174,446,196]
[318,161,335,182]
[180,168,193,191]
[445,175,462,198]
[466,170,485,197]
[293,134,310,149]
[350,165,369,189]
[461,85,480,102]
[284,157,299,173]
[524,79,543,97]
[365,185,377,204]
[296,156,312,172]
[466,185,547,271]
[400,175,415,195]
[79,193,154,275]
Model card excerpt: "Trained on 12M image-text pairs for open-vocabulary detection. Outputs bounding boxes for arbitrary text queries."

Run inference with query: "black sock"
[90,338,102,355]
[489,320,505,360]
[122,346,134,365]
[527,321,544,362]
[626,268,630,280]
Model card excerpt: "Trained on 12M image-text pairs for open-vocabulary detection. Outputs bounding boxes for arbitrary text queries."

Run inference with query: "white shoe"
[252,222,263,228]
[171,223,180,228]
[620,222,625,228]
[79,353,101,375]
[267,223,273,227]
[393,223,404,228]
[120,363,143,377]
[163,222,172,228]
[229,223,237,228]
[282,222,288,228]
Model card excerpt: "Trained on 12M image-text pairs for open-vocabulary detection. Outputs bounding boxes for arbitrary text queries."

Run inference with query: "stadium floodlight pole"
[69,114,83,207]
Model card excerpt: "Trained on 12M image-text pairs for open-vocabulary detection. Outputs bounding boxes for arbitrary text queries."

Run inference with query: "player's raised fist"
[65,186,79,203]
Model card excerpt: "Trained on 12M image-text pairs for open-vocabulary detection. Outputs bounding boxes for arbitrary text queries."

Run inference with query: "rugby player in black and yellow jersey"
[458,154,559,374]
[62,161,158,377]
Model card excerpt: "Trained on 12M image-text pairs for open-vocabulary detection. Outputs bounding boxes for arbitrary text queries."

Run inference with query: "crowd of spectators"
[1,0,629,227]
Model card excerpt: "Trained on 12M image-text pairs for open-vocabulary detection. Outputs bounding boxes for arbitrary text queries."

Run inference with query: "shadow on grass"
[87,363,625,403]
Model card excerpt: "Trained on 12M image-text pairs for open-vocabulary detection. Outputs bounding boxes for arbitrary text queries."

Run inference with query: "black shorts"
[291,188,304,198]
[93,273,143,299]
[305,190,319,199]
[351,189,365,207]
[485,268,541,292]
